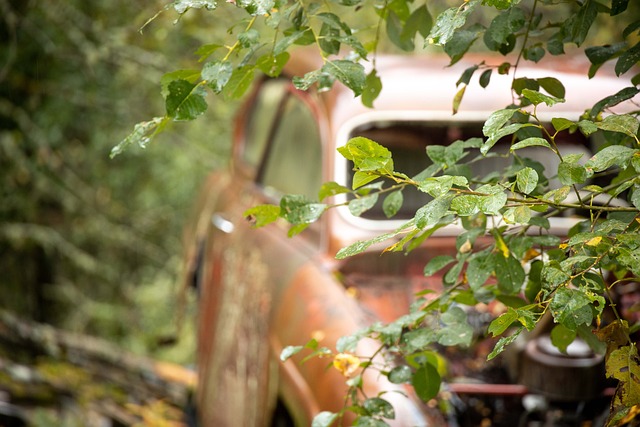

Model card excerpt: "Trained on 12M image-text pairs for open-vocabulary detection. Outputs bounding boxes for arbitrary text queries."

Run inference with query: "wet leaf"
[424,255,455,276]
[202,60,233,93]
[586,145,638,172]
[426,0,479,46]
[349,194,379,216]
[521,88,564,106]
[364,397,395,419]
[312,411,338,427]
[362,70,382,108]
[516,167,538,194]
[388,365,413,384]
[165,79,208,120]
[595,114,640,139]
[280,195,327,224]
[322,60,366,96]
[416,195,454,229]
[590,87,640,117]
[488,327,524,360]
[280,345,304,361]
[244,204,281,227]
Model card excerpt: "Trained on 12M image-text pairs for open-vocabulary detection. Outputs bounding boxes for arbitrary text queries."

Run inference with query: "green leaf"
[415,195,453,229]
[516,167,538,194]
[488,309,518,336]
[237,0,275,15]
[521,88,564,106]
[280,345,304,361]
[423,255,455,276]
[606,345,640,405]
[585,145,638,172]
[564,0,598,46]
[477,184,507,215]
[202,60,233,93]
[550,287,594,331]
[488,327,524,360]
[524,45,545,63]
[362,70,382,108]
[456,65,478,87]
[352,172,379,189]
[408,5,433,38]
[485,7,526,46]
[223,65,255,99]
[495,253,525,294]
[319,22,341,55]
[438,306,473,347]
[244,204,281,227]
[426,0,479,46]
[173,0,217,14]
[537,77,566,98]
[616,41,640,76]
[550,324,576,353]
[510,137,551,151]
[349,194,379,216]
[595,114,639,139]
[256,52,290,77]
[412,363,441,401]
[339,137,393,172]
[336,221,414,259]
[195,43,222,62]
[312,411,338,427]
[466,251,493,290]
[483,0,513,9]
[363,397,395,420]
[383,190,403,218]
[482,123,527,155]
[558,161,588,185]
[450,195,479,216]
[590,86,640,118]
[585,43,626,77]
[322,60,366,96]
[552,118,575,132]
[280,195,327,224]
[543,185,571,204]
[479,69,492,88]
[165,79,208,121]
[444,25,483,65]
[541,262,570,288]
[275,28,314,55]
[336,335,359,352]
[388,365,413,384]
[483,108,518,137]
[318,181,350,201]
[512,77,539,96]
[160,69,200,97]
[387,11,414,51]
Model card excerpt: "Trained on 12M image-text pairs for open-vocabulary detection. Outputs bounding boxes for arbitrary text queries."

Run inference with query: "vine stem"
[511,0,539,104]
[222,16,257,61]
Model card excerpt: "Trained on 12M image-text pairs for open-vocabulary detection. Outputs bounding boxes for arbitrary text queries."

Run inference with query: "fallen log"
[0,310,196,426]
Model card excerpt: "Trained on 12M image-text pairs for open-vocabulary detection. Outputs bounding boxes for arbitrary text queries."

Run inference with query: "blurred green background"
[0,0,238,364]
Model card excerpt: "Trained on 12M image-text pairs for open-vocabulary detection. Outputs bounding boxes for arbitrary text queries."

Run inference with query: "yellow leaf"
[333,353,361,377]
[495,234,509,258]
[586,236,602,246]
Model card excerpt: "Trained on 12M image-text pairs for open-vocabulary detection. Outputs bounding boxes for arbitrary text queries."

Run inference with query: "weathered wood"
[0,310,196,426]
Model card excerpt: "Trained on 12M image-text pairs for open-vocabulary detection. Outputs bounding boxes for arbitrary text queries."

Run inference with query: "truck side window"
[258,94,322,200]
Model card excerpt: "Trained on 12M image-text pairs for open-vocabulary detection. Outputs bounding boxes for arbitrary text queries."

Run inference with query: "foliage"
[0,0,233,365]
[122,0,640,425]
